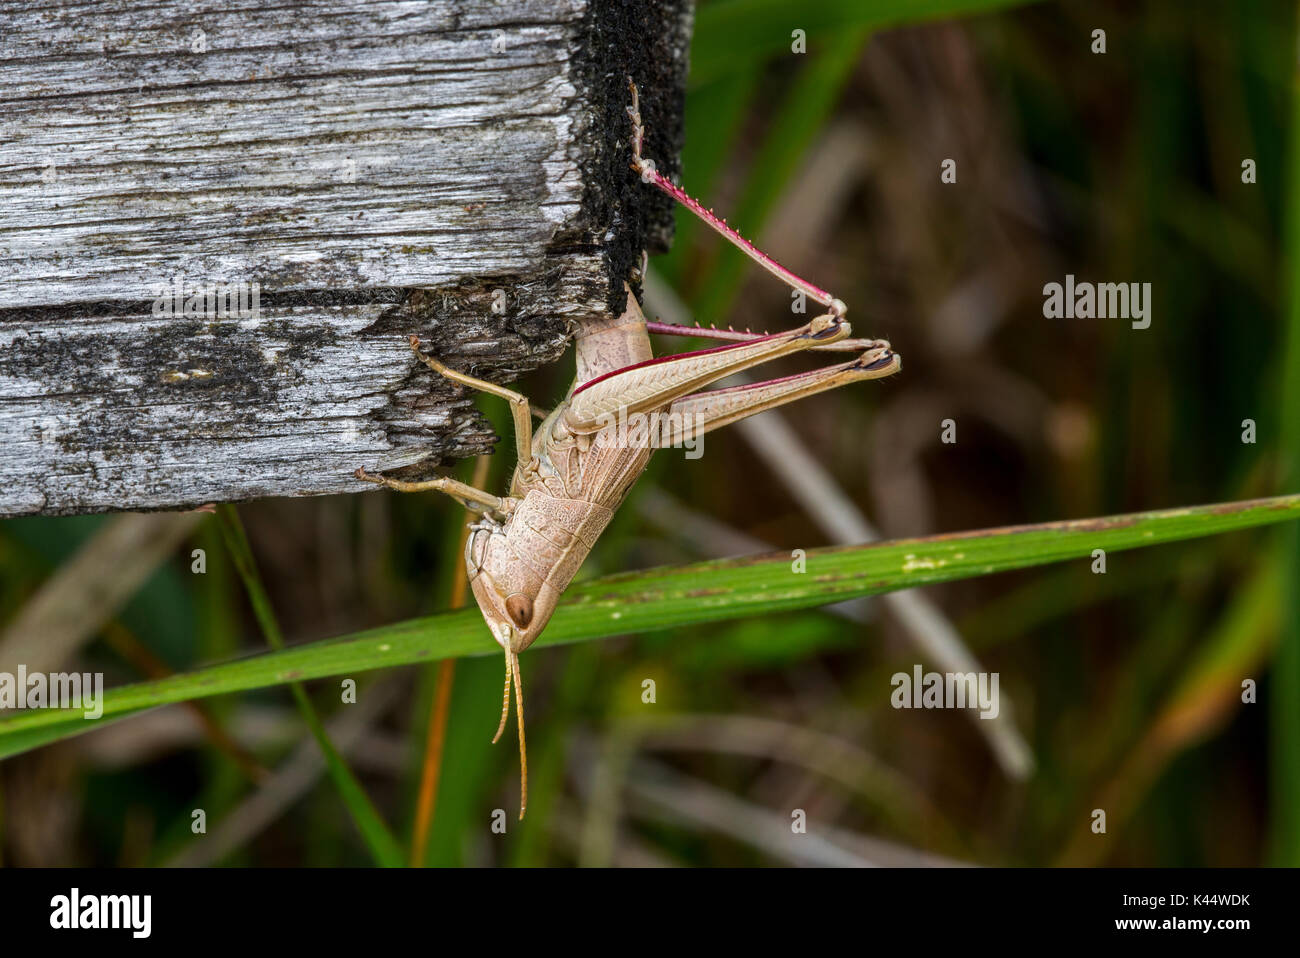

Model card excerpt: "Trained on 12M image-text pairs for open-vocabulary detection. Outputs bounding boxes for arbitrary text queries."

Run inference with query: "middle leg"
[408,336,535,469]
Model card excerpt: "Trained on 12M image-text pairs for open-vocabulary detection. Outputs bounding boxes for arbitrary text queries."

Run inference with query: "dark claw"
[862,351,896,371]
[808,319,846,341]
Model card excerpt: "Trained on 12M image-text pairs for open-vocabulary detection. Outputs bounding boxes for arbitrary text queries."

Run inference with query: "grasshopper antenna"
[490,647,529,820]
[512,651,528,820]
[492,649,512,745]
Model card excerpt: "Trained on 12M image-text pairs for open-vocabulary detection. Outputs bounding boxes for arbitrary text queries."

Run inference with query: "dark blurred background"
[2,0,1296,866]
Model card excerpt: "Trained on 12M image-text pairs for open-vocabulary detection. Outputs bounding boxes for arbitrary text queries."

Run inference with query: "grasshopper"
[357,81,901,818]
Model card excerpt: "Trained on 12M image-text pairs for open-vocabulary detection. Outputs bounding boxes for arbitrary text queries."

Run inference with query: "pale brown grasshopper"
[357,81,901,817]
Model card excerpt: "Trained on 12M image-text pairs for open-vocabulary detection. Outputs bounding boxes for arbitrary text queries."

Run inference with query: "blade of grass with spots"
[1,493,1297,760]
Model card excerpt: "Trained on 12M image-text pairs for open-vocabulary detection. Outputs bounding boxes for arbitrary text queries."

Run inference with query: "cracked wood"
[0,0,691,516]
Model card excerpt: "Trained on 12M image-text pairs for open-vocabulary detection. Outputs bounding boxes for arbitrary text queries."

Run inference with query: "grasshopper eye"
[505,593,534,628]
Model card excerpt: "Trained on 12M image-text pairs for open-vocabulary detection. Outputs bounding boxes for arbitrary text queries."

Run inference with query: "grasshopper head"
[469,576,556,655]
[465,524,557,655]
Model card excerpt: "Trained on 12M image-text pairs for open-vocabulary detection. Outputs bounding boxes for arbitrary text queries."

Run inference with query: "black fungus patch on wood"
[568,0,692,314]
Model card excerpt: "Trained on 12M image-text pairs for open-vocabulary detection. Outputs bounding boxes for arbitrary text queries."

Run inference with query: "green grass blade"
[2,494,1297,759]
[215,506,404,868]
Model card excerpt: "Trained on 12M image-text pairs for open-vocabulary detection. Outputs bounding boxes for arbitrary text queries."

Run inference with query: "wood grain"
[0,0,691,516]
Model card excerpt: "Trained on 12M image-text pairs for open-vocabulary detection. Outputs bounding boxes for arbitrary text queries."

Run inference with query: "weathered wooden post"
[0,0,692,517]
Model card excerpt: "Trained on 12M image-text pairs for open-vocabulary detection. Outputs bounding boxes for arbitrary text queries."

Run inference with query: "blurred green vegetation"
[1,0,1296,867]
